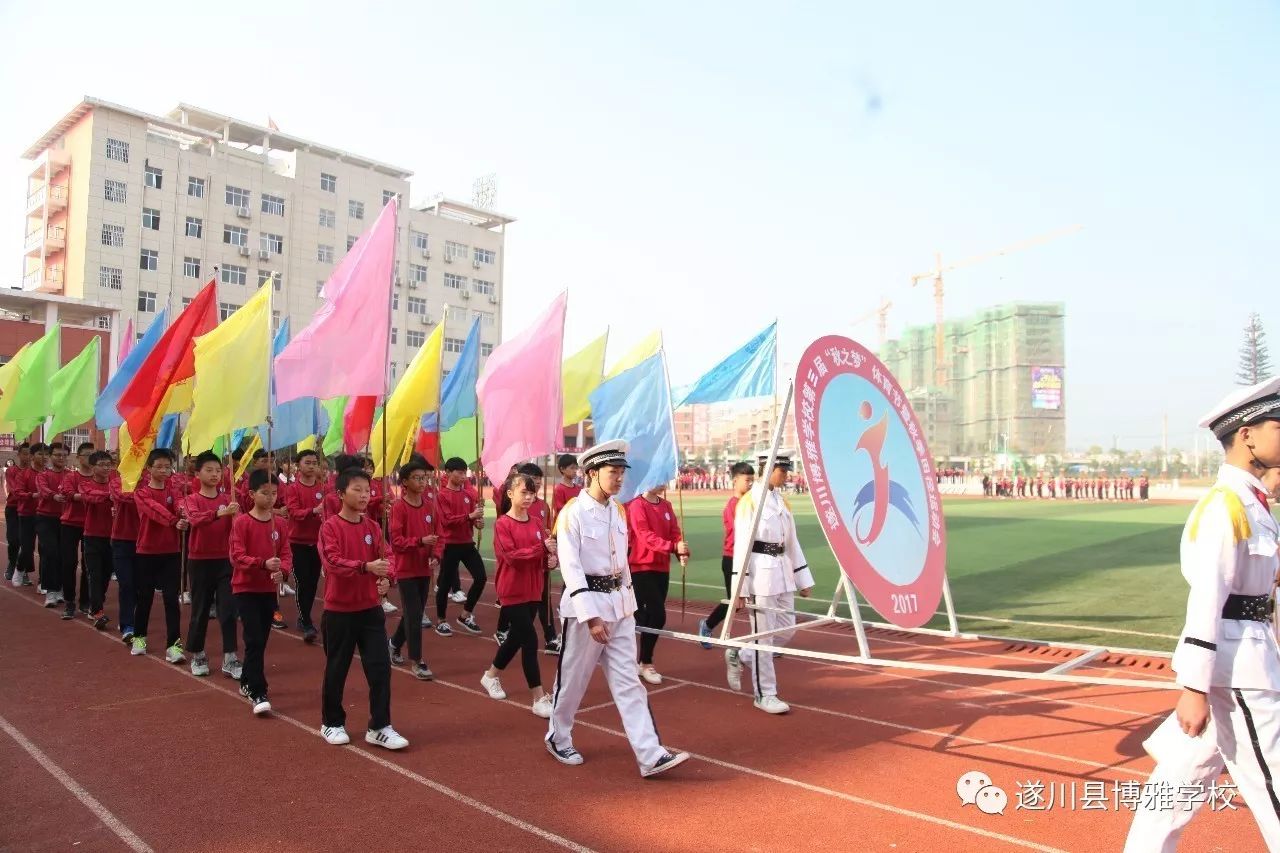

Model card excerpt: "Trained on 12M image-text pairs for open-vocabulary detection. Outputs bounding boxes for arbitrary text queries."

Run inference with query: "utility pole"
[1161,413,1169,476]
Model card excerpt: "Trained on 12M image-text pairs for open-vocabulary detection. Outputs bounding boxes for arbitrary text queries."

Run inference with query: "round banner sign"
[794,335,947,629]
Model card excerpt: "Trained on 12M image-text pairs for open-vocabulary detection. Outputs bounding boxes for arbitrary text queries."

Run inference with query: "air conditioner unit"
[488,295,498,304]
[444,255,453,263]
[394,277,402,288]
[472,261,481,269]
[238,246,251,257]
[461,291,471,300]
[258,249,271,260]
[420,315,432,325]
[420,249,431,259]
[408,281,418,289]
[235,206,250,219]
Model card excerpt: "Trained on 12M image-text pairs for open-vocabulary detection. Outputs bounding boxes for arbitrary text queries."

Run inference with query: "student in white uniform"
[1124,377,1280,852]
[728,451,815,715]
[544,440,689,778]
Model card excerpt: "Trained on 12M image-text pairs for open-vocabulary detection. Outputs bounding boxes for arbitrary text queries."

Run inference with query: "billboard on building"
[1031,366,1063,410]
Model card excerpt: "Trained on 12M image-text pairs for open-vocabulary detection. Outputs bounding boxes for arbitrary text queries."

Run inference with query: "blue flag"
[95,308,169,429]
[425,318,481,433]
[589,352,678,503]
[263,318,320,450]
[676,321,776,407]
[156,413,179,451]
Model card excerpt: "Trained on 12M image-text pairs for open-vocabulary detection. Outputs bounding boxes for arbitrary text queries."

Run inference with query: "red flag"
[414,429,441,467]
[119,280,218,440]
[343,396,377,453]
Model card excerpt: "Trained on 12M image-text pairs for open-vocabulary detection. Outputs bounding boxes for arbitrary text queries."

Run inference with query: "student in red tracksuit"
[131,448,190,662]
[321,454,361,520]
[7,442,36,588]
[4,442,31,584]
[231,469,293,716]
[434,457,486,636]
[551,454,580,527]
[284,449,326,641]
[110,467,139,643]
[496,463,561,654]
[626,485,689,684]
[59,442,96,618]
[318,468,407,750]
[181,451,242,679]
[480,472,556,718]
[700,461,755,646]
[35,442,67,607]
[388,458,439,681]
[77,451,116,630]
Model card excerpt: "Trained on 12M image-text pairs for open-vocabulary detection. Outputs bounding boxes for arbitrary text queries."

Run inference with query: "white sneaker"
[480,672,507,700]
[10,572,22,588]
[251,696,272,716]
[43,591,58,608]
[532,695,554,719]
[640,750,691,778]
[280,583,296,597]
[180,591,191,605]
[421,610,433,629]
[165,641,186,664]
[381,598,398,613]
[753,695,790,715]
[190,653,210,677]
[222,653,243,680]
[725,648,742,691]
[449,590,466,604]
[321,725,350,745]
[366,726,408,750]
[638,665,662,686]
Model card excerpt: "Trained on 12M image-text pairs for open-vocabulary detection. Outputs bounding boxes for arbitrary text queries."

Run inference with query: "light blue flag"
[262,318,320,450]
[676,321,776,407]
[231,428,249,451]
[433,318,481,433]
[156,413,179,451]
[589,351,678,503]
[95,308,169,429]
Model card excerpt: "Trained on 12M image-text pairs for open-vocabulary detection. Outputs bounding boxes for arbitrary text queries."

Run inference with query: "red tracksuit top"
[437,484,479,545]
[552,482,579,521]
[319,514,386,612]
[133,481,182,555]
[493,513,548,606]
[36,468,65,517]
[230,513,293,594]
[78,477,114,538]
[530,497,552,533]
[110,476,138,542]
[59,470,93,527]
[626,496,681,573]
[284,478,327,545]
[389,494,439,580]
[722,496,740,558]
[326,480,385,521]
[183,490,234,559]
[9,466,36,517]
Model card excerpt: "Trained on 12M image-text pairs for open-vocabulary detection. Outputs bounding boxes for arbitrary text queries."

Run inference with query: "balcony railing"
[25,184,68,214]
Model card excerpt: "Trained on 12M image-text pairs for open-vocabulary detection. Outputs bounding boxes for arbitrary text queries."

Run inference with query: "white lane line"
[0,713,155,853]
[579,682,685,714]
[0,587,597,853]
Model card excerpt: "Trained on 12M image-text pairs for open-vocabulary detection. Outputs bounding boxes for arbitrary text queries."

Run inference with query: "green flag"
[321,396,348,456]
[48,337,101,436]
[440,413,481,464]
[4,325,61,431]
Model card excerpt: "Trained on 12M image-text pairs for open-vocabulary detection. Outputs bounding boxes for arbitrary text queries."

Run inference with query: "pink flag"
[118,319,134,366]
[477,291,566,478]
[274,199,397,403]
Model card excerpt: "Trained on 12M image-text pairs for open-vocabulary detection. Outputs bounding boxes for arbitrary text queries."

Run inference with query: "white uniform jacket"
[553,493,637,623]
[732,484,815,598]
[1171,464,1280,694]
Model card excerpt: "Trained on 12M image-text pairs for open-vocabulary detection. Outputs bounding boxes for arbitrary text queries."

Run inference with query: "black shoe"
[302,623,318,644]
[545,737,584,766]
[61,607,75,621]
[239,682,253,700]
[641,751,690,778]
[271,611,287,630]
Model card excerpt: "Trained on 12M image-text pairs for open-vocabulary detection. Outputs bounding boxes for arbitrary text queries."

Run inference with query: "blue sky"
[2,1,1276,450]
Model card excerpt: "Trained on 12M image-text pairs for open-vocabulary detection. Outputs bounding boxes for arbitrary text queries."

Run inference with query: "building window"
[453,307,469,324]
[392,291,399,310]
[346,235,358,251]
[104,179,127,203]
[272,311,282,333]
[139,249,158,271]
[445,241,468,262]
[142,207,160,230]
[406,296,427,316]
[472,279,495,296]
[185,216,203,239]
[99,266,123,290]
[95,315,112,330]
[474,247,495,265]
[443,272,467,290]
[225,184,250,209]
[318,208,335,228]
[221,264,247,286]
[476,310,496,329]
[144,164,163,189]
[183,257,201,278]
[481,343,494,357]
[138,290,157,313]
[105,138,129,163]
[262,233,284,254]
[410,264,428,284]
[317,244,334,263]
[181,298,193,308]
[390,362,398,381]
[187,176,205,198]
[382,190,396,206]
[406,330,426,348]
[261,193,285,216]
[444,337,465,354]
[412,231,429,251]
[390,327,398,345]
[320,173,337,193]
[223,225,248,247]
[258,270,282,291]
[348,200,364,220]
[219,302,240,321]
[101,223,125,248]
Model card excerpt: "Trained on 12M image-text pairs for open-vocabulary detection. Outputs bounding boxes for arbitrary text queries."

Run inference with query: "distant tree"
[1237,312,1274,385]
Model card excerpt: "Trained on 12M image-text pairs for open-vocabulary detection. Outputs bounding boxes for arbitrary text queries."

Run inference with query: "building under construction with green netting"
[879,302,1065,462]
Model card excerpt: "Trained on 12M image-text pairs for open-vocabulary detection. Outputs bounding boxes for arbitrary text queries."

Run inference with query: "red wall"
[0,318,111,446]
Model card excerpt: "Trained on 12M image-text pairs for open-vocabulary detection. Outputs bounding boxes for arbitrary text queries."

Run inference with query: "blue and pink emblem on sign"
[794,335,946,629]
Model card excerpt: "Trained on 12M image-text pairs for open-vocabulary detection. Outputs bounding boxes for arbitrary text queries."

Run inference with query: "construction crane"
[851,297,893,348]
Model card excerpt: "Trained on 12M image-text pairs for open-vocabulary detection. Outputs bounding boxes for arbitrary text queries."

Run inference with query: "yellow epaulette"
[736,491,755,518]
[614,500,625,520]
[553,496,577,537]
[1188,486,1251,544]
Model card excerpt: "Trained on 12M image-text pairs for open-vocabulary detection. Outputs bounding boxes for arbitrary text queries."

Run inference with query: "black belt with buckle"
[584,575,622,593]
[1223,593,1274,623]
[752,541,784,557]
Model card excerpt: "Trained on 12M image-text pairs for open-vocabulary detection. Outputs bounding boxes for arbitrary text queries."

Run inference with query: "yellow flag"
[561,332,609,426]
[606,330,661,379]
[236,432,263,481]
[185,284,272,454]
[117,422,149,491]
[371,322,444,476]
[0,342,32,432]
[297,435,318,452]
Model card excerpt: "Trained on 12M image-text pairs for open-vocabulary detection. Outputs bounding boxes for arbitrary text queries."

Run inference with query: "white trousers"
[546,615,666,768]
[742,591,796,699]
[1126,689,1280,852]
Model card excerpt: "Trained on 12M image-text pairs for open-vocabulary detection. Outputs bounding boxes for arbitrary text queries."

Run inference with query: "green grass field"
[665,494,1191,652]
